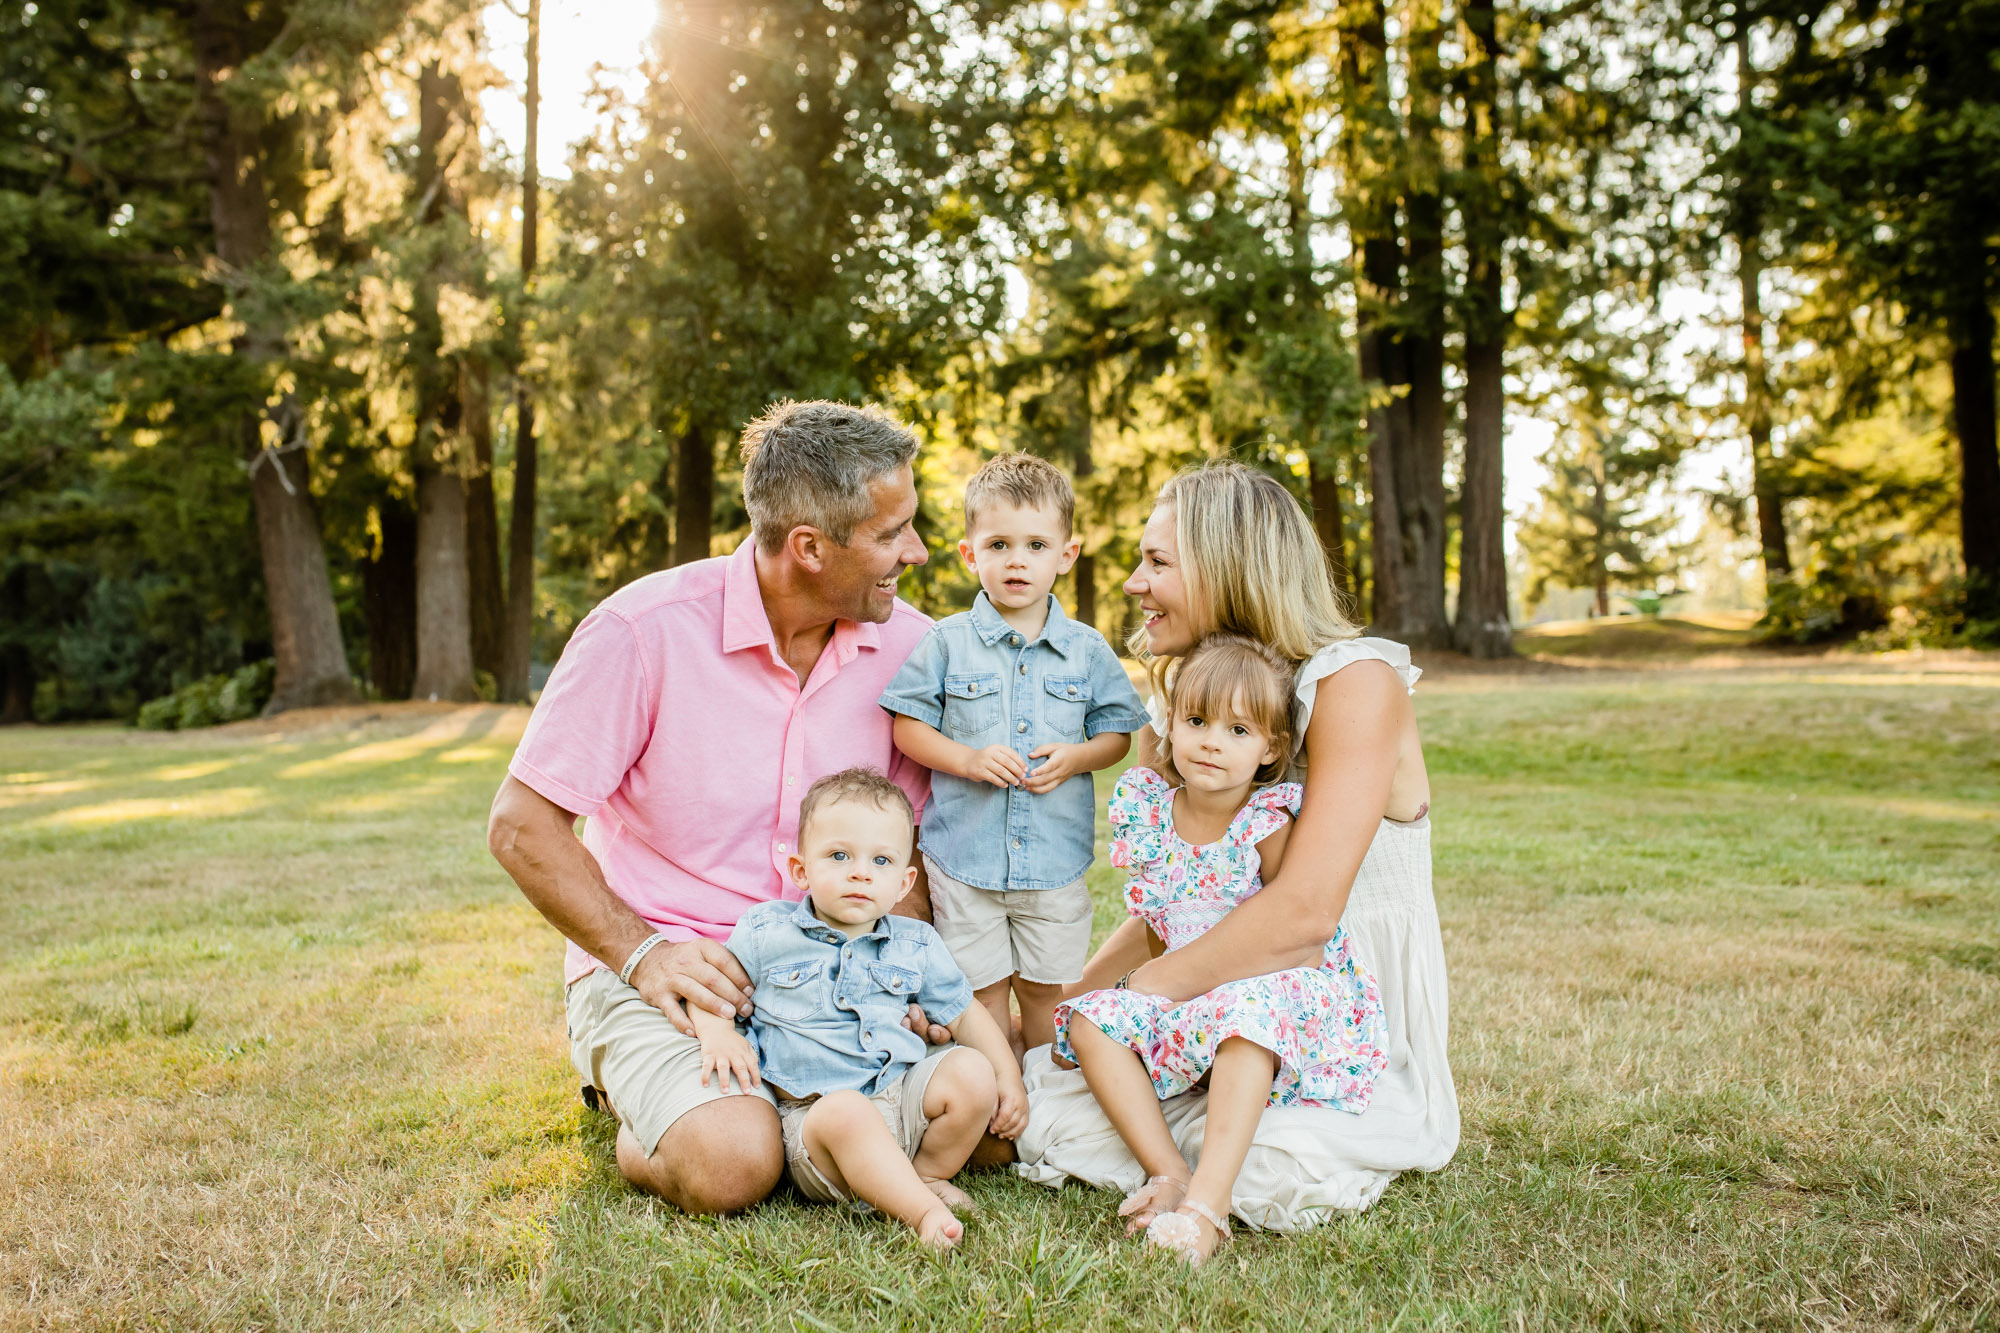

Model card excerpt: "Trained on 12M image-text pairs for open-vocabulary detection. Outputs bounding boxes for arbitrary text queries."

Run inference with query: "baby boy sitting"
[691,768,1026,1248]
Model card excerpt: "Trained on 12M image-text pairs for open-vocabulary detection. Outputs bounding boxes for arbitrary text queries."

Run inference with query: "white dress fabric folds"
[1013,638,1458,1231]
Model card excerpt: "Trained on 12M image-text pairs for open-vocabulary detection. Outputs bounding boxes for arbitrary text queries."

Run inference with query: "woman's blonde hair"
[1158,634,1296,789]
[1130,461,1359,702]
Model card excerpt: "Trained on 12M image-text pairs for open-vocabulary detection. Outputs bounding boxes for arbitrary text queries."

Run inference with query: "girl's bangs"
[1172,646,1290,741]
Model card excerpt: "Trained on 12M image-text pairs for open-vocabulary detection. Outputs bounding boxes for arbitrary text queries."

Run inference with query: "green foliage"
[133,660,275,731]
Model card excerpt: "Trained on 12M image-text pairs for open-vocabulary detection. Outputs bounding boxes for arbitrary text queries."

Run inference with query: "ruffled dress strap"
[1107,767,1173,870]
[1229,781,1301,847]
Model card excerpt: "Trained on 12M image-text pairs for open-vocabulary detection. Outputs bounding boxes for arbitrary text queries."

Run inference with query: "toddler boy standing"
[880,454,1147,1054]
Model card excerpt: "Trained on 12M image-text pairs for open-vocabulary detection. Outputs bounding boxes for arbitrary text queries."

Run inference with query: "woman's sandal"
[1117,1174,1189,1236]
[1144,1199,1231,1265]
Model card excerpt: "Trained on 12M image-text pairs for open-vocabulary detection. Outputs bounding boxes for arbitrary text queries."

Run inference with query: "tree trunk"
[363,497,417,699]
[673,421,713,566]
[1737,29,1791,582]
[1072,363,1097,634]
[412,465,475,700]
[1453,0,1512,658]
[1,657,33,724]
[463,360,505,677]
[409,61,476,702]
[1952,298,2000,591]
[1397,3,1451,649]
[499,0,541,703]
[1309,452,1352,599]
[191,0,355,714]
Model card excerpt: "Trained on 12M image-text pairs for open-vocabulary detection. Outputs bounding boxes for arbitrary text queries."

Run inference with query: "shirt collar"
[722,537,884,658]
[786,892,888,943]
[967,591,1077,657]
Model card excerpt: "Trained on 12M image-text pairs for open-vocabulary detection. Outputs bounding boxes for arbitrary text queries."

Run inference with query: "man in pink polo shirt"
[487,400,935,1214]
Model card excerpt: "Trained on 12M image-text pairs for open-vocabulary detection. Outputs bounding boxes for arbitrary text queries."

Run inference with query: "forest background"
[2,0,1995,724]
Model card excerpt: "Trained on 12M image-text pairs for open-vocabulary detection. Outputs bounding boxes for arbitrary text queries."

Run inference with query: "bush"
[134,660,275,731]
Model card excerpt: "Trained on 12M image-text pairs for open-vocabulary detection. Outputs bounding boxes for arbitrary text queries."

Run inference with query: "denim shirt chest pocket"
[1041,674,1092,742]
[941,672,1002,742]
[757,958,825,1024]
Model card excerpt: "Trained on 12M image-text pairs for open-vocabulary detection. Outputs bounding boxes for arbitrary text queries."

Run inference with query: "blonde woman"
[1014,461,1459,1232]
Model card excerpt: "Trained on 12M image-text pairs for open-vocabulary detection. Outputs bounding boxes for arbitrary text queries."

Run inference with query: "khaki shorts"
[566,966,776,1156]
[776,1048,957,1204]
[926,856,1092,990]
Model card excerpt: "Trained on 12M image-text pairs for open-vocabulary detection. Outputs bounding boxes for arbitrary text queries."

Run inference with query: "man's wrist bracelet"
[619,932,667,987]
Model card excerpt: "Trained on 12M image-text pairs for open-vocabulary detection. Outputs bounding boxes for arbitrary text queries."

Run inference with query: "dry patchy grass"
[1,674,1996,1331]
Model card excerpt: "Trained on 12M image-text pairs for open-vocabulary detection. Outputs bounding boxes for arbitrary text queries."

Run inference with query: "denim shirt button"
[1016,721,1027,733]
[1009,635,1021,645]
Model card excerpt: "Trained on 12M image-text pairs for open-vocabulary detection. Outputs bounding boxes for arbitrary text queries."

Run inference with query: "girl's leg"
[1166,1036,1277,1261]
[1066,1018,1190,1233]
[910,1048,998,1212]
[801,1092,962,1249]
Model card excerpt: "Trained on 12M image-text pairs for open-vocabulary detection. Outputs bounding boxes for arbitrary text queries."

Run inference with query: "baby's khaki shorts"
[776,1048,960,1204]
[925,855,1092,991]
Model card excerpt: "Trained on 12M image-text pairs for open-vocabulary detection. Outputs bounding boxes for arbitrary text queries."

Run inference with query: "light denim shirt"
[726,896,974,1098]
[879,593,1149,892]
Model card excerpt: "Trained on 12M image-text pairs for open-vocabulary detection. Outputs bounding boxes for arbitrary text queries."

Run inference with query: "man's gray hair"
[740,400,920,552]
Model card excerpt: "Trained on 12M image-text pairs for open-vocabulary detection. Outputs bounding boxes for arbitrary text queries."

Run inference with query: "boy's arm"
[689,1002,761,1093]
[1022,729,1130,794]
[945,1001,1030,1138]
[893,713,1027,789]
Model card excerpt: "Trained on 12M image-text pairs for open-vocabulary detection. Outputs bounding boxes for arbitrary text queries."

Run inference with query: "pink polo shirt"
[508,539,933,984]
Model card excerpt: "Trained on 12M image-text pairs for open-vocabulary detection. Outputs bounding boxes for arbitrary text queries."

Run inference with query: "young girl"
[1053,633,1389,1263]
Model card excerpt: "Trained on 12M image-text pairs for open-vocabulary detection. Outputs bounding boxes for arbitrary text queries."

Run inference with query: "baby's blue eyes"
[828,850,893,867]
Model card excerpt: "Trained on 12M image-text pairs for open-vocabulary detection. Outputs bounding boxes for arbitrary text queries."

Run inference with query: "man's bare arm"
[486,775,752,1034]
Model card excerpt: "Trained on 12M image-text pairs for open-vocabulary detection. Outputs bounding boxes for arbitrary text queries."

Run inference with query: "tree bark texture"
[499,0,541,703]
[1452,0,1512,658]
[462,361,505,677]
[1952,298,2000,589]
[1397,1,1451,649]
[363,497,417,700]
[409,61,476,702]
[413,465,475,701]
[673,421,714,566]
[191,0,355,713]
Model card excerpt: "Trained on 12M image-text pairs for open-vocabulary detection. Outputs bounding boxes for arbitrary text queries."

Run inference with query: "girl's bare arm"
[1123,661,1405,1003]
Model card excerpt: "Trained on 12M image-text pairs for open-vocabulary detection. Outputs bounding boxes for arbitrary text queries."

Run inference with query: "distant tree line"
[2,0,1993,723]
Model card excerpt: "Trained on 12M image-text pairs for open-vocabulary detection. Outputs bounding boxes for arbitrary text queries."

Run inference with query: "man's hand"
[631,938,755,1037]
[989,1075,1030,1139]
[903,1002,952,1045]
[960,744,1028,788]
[1022,742,1086,794]
[698,1027,761,1094]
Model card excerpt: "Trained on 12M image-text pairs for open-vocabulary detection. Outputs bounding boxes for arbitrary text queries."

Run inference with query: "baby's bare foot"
[921,1177,974,1213]
[915,1205,964,1250]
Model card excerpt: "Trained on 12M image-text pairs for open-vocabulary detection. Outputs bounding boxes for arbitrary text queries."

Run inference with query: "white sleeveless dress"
[1013,637,1460,1230]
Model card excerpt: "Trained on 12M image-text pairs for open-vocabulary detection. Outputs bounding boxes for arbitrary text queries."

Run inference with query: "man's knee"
[627,1097,782,1214]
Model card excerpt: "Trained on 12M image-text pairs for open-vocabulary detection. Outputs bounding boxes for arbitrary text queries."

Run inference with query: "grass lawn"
[3,661,1998,1330]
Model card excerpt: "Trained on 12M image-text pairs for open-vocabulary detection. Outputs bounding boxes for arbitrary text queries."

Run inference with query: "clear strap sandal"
[1118,1174,1188,1233]
[1144,1198,1231,1265]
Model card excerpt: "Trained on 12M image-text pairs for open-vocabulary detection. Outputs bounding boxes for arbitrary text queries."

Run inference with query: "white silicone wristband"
[618,932,667,987]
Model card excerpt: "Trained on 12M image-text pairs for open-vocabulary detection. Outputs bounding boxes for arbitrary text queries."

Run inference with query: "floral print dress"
[1053,768,1389,1111]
